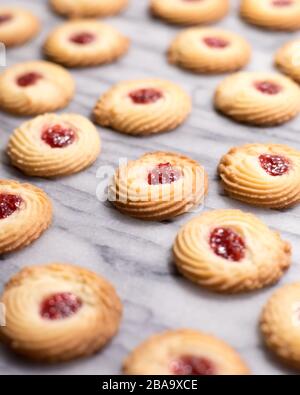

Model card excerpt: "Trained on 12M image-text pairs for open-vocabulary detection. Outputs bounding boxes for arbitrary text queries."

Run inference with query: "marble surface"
[0,0,300,376]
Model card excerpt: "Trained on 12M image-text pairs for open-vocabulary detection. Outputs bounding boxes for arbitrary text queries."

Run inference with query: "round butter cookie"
[261,283,300,370]
[0,263,122,362]
[150,0,229,26]
[123,329,250,375]
[0,61,75,116]
[275,39,300,83]
[168,27,251,74]
[0,180,52,254]
[110,151,208,221]
[93,79,191,135]
[0,6,40,47]
[219,143,300,209]
[173,209,291,294]
[44,20,129,68]
[50,0,128,18]
[7,113,101,178]
[214,72,300,126]
[240,0,300,31]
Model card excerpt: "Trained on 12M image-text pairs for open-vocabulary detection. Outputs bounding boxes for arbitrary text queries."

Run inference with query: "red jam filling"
[16,72,42,87]
[129,88,163,104]
[171,356,216,375]
[0,14,12,24]
[203,37,229,49]
[209,227,246,262]
[259,154,290,176]
[41,124,76,148]
[40,292,82,320]
[0,194,23,220]
[70,32,95,45]
[148,162,182,185]
[254,81,282,95]
[272,0,293,6]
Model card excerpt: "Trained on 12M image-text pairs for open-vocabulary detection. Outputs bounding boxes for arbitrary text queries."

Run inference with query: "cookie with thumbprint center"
[109,151,208,221]
[123,329,250,375]
[168,27,251,74]
[93,79,191,135]
[240,0,300,31]
[0,6,40,47]
[0,61,75,116]
[7,113,101,178]
[275,39,300,83]
[150,0,229,26]
[50,0,128,18]
[0,263,122,362]
[44,20,129,68]
[214,72,300,126]
[219,143,300,209]
[0,180,52,255]
[173,209,291,293]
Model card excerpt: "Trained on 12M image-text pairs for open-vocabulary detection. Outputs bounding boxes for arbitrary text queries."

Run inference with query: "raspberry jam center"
[129,88,163,104]
[70,32,95,45]
[16,72,42,87]
[171,356,216,375]
[209,227,246,262]
[259,154,290,176]
[254,81,282,95]
[272,0,293,6]
[0,14,12,24]
[203,37,229,49]
[148,162,182,185]
[41,124,76,148]
[0,194,23,220]
[40,292,82,320]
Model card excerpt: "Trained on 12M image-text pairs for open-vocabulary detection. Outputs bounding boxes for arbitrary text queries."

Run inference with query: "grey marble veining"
[0,0,299,375]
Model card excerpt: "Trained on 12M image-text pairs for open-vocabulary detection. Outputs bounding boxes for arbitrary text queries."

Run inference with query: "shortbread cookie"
[0,6,40,47]
[275,39,300,83]
[110,152,208,221]
[7,113,101,178]
[94,79,191,135]
[0,180,52,255]
[150,0,229,26]
[0,263,122,362]
[50,0,128,18]
[214,72,300,126]
[261,283,300,370]
[219,143,300,209]
[168,28,251,74]
[240,0,300,31]
[123,329,250,375]
[0,61,75,116]
[44,20,129,68]
[174,209,291,294]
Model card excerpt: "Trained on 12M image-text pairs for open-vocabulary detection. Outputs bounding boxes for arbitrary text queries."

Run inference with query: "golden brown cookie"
[168,27,251,74]
[214,72,300,126]
[7,113,101,178]
[240,0,300,31]
[150,0,229,26]
[261,283,300,370]
[275,39,300,83]
[93,79,191,135]
[110,152,208,221]
[44,20,129,68]
[219,143,300,209]
[0,263,122,362]
[173,209,291,294]
[0,6,40,48]
[123,329,250,375]
[0,180,52,255]
[0,61,75,116]
[50,0,128,18]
